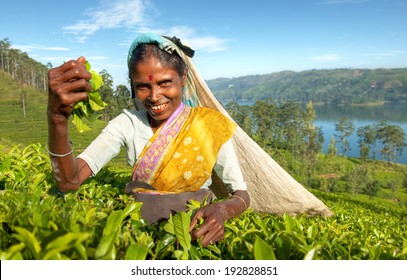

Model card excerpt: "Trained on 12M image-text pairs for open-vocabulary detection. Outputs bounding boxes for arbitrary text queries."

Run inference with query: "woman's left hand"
[189,203,227,246]
[189,190,249,247]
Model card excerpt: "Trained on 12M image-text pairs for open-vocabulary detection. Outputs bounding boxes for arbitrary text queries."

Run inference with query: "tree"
[277,102,305,152]
[327,137,337,157]
[357,125,377,160]
[113,84,133,111]
[0,38,50,92]
[359,143,370,162]
[347,165,370,196]
[225,102,244,127]
[98,69,115,121]
[402,171,407,193]
[251,99,277,149]
[241,106,254,136]
[376,121,406,163]
[302,102,324,187]
[363,180,381,198]
[334,117,355,156]
[0,38,12,71]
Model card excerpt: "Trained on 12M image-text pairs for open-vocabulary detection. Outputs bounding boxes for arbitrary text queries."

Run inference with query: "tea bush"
[1,143,406,260]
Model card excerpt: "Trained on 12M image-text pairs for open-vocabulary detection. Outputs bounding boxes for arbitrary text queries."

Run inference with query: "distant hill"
[206,68,407,105]
[0,70,108,155]
[0,70,49,146]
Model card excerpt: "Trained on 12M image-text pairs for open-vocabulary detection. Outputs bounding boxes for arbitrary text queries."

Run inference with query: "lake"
[313,103,407,165]
[234,101,407,165]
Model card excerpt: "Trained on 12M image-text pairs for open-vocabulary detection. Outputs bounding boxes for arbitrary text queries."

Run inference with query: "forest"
[207,68,407,105]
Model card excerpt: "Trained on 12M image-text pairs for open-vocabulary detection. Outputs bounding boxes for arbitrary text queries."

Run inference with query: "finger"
[200,228,223,247]
[53,81,90,105]
[201,234,215,247]
[49,60,91,82]
[68,77,92,92]
[50,76,92,96]
[191,217,213,240]
[51,90,88,107]
[189,210,204,231]
[64,64,92,82]
[49,70,92,96]
[77,56,87,64]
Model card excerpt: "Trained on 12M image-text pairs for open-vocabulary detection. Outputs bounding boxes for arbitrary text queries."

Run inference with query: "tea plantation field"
[1,143,406,260]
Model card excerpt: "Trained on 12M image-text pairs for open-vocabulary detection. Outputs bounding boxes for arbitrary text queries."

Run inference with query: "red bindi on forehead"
[148,74,153,81]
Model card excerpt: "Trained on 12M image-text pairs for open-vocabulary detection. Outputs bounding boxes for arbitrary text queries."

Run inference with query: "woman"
[47,33,250,246]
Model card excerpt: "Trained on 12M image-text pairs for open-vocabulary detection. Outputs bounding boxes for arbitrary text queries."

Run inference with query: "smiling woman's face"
[131,56,186,127]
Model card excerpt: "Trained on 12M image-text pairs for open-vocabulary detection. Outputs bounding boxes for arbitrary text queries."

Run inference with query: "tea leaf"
[254,236,276,260]
[173,212,192,251]
[125,243,149,260]
[71,60,107,132]
[95,232,117,259]
[43,232,89,260]
[12,227,41,259]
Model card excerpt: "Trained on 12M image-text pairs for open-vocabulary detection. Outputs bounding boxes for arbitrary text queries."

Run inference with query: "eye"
[135,83,149,90]
[158,80,172,87]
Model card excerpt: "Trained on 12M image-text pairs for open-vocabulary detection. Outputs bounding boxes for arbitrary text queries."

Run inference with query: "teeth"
[151,104,166,110]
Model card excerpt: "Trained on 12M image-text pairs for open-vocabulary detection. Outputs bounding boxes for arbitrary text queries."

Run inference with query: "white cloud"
[121,25,229,54]
[61,0,228,54]
[310,54,340,61]
[62,0,147,42]
[12,45,70,52]
[40,56,74,63]
[160,26,228,53]
[186,36,228,53]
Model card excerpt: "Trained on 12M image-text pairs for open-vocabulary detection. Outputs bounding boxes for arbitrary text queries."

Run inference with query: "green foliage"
[1,143,407,260]
[0,39,49,92]
[71,61,107,132]
[313,155,407,209]
[207,68,407,105]
[334,117,355,156]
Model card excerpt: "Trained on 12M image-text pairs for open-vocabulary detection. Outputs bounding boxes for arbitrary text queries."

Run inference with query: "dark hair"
[128,44,186,98]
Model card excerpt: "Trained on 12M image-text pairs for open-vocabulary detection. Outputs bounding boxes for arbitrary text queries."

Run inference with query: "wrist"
[231,194,248,210]
[47,107,69,125]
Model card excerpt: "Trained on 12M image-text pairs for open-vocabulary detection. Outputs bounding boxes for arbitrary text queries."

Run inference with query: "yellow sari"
[132,104,236,193]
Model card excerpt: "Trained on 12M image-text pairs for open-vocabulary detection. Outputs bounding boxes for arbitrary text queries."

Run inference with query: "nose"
[149,85,161,102]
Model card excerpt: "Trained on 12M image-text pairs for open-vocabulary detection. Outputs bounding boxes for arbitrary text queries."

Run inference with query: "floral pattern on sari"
[132,105,236,193]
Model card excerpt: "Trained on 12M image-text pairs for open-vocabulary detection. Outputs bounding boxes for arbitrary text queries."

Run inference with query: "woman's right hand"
[47,56,92,122]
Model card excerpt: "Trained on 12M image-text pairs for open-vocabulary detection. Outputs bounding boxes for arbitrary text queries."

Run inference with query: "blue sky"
[1,0,406,87]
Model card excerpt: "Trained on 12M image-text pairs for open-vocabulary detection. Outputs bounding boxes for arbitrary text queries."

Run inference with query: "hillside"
[0,70,129,167]
[206,68,407,105]
[0,70,48,146]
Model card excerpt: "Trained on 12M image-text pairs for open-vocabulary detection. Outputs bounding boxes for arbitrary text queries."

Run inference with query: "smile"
[150,103,167,111]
